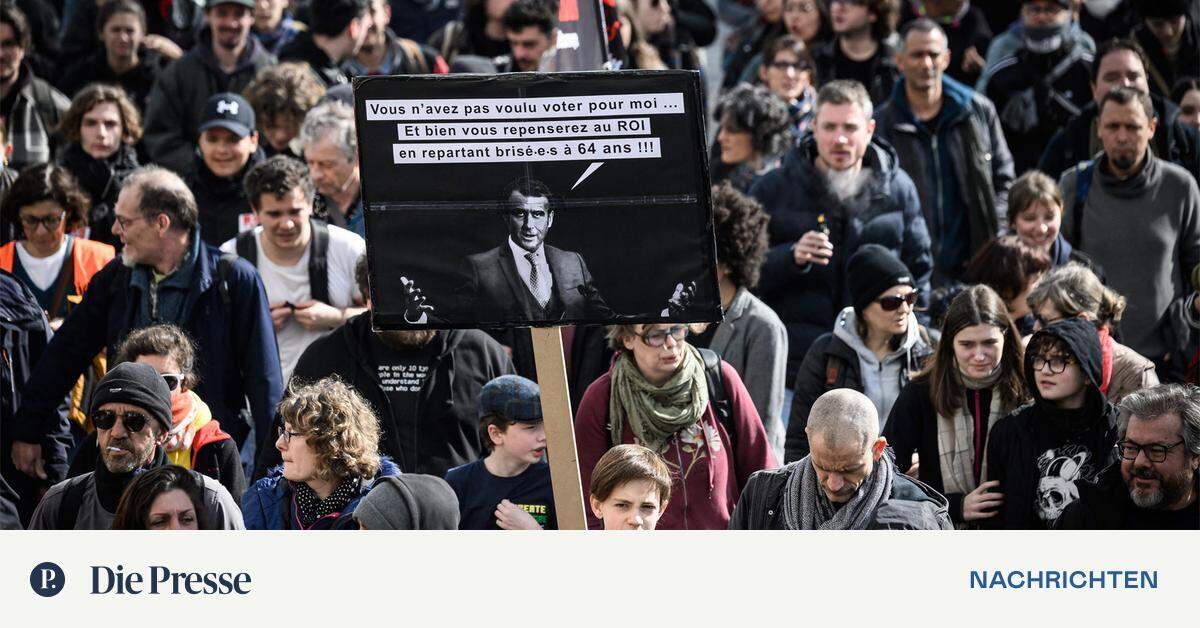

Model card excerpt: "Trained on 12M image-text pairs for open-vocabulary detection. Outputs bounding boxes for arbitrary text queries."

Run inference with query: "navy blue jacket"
[750,136,933,382]
[241,458,402,530]
[13,233,283,477]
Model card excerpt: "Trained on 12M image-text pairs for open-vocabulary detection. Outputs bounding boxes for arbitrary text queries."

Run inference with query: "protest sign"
[355,70,720,331]
[542,0,611,71]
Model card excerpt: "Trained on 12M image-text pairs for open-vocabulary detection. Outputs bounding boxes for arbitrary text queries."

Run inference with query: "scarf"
[292,477,361,529]
[783,449,896,530]
[1098,150,1158,200]
[608,345,708,452]
[164,391,213,468]
[1097,327,1114,395]
[936,367,1006,496]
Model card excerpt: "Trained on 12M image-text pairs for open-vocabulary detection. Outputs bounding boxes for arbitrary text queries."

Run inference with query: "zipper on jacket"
[930,133,945,242]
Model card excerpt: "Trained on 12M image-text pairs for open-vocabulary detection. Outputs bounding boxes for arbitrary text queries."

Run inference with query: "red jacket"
[575,359,777,530]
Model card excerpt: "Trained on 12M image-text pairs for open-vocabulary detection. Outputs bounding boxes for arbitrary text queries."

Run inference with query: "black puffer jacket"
[1039,94,1200,182]
[187,148,265,248]
[279,314,515,478]
[58,142,140,250]
[985,318,1120,529]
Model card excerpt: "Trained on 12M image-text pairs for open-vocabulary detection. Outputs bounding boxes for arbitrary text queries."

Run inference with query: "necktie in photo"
[526,252,551,307]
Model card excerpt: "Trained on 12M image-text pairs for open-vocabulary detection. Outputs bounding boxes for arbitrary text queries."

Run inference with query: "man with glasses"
[985,318,1120,528]
[1058,383,1199,529]
[874,18,1013,287]
[10,166,281,488]
[28,362,244,529]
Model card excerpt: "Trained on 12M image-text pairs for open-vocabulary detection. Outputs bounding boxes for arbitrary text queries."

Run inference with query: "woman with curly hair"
[55,84,143,249]
[691,183,788,460]
[241,377,400,530]
[713,84,793,193]
[112,465,208,530]
[0,163,113,327]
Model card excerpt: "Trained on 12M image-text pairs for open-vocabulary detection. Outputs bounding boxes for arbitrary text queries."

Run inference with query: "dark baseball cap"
[478,375,543,422]
[198,92,256,139]
[206,0,255,9]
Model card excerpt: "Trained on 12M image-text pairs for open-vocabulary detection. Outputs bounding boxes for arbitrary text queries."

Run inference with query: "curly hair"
[278,377,381,481]
[0,163,92,236]
[112,465,206,530]
[57,83,143,144]
[114,324,201,390]
[715,84,794,157]
[243,62,327,131]
[711,182,769,289]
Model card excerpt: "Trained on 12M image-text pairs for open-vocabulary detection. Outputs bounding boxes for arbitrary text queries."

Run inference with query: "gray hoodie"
[831,306,923,430]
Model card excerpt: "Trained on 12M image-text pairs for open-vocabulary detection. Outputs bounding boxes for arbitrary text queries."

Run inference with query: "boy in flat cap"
[444,375,557,529]
[28,363,244,529]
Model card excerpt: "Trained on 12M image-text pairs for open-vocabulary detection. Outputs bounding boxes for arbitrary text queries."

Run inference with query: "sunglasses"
[92,409,152,433]
[877,292,919,311]
[161,373,184,391]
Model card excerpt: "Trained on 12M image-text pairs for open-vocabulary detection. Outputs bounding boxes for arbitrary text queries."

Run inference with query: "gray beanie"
[355,475,461,530]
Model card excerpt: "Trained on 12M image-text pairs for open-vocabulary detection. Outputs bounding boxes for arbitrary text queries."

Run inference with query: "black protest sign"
[355,70,720,330]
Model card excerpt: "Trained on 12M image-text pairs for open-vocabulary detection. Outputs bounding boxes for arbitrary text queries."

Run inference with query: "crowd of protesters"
[1,0,1198,532]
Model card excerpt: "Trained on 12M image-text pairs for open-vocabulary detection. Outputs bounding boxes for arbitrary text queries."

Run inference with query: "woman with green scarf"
[575,324,778,529]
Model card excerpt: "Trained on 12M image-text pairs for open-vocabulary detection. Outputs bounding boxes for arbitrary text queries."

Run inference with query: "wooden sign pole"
[529,326,588,530]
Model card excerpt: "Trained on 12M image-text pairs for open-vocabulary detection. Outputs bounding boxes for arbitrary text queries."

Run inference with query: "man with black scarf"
[985,318,1120,529]
[27,363,244,529]
[981,0,1094,173]
[1060,87,1200,381]
[730,388,952,529]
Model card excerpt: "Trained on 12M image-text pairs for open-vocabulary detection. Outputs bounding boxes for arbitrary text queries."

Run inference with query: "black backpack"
[232,218,331,305]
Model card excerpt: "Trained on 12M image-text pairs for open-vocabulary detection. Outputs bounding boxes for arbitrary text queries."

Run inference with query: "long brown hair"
[922,285,1028,418]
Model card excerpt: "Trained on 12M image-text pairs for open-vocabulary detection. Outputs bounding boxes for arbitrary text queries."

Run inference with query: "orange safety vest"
[0,237,115,295]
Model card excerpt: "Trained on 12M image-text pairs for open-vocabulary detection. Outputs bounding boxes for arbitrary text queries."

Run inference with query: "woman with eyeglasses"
[0,163,114,329]
[242,377,400,530]
[574,321,777,529]
[984,317,1120,529]
[883,284,1028,527]
[754,35,818,136]
[785,245,937,462]
[1026,263,1158,404]
[65,324,247,501]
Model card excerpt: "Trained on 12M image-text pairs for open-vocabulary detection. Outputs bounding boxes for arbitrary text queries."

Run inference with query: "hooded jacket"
[143,27,276,175]
[750,135,933,383]
[985,318,1120,529]
[728,457,953,529]
[241,458,402,530]
[57,142,141,250]
[283,314,515,478]
[187,148,266,247]
[875,75,1015,282]
[1038,94,1200,182]
[12,233,284,472]
[811,38,901,106]
[785,306,935,463]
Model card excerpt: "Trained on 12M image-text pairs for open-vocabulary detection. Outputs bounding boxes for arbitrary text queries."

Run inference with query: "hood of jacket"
[1025,317,1106,408]
[831,306,922,366]
[260,457,403,500]
[887,74,974,128]
[0,267,44,325]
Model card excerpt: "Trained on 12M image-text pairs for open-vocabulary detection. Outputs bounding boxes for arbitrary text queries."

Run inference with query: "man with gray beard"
[28,363,244,529]
[1058,384,1199,529]
[751,80,932,424]
[269,255,515,479]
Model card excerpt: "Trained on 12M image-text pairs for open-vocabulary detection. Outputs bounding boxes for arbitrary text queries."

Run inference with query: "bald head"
[807,389,880,453]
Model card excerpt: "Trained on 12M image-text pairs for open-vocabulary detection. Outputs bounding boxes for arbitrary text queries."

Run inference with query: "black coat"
[985,318,1120,529]
[279,31,349,88]
[280,314,515,478]
[187,149,265,248]
[811,39,900,106]
[57,47,168,111]
[1039,95,1200,182]
[1057,465,1200,530]
[57,142,140,250]
[67,429,247,502]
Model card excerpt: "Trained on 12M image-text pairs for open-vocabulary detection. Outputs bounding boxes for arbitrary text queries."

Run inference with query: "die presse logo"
[31,563,252,596]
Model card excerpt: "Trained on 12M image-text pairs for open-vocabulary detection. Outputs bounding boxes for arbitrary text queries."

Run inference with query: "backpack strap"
[1070,160,1095,245]
[216,252,239,320]
[698,347,736,453]
[234,230,257,266]
[54,475,88,530]
[307,219,330,305]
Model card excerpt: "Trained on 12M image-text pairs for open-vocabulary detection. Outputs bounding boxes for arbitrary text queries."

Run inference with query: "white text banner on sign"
[365,93,686,120]
[395,118,653,141]
[391,138,662,164]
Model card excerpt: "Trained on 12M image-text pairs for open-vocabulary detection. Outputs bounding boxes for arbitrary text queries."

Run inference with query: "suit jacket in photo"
[458,243,614,323]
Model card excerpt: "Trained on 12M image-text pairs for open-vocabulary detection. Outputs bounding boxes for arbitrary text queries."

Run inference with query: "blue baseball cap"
[478,375,543,422]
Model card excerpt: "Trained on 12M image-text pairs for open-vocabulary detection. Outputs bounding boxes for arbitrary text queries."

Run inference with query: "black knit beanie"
[89,362,173,434]
[1139,0,1190,18]
[847,244,914,316]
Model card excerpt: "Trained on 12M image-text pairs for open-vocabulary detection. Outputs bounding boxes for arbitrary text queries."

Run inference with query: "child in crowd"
[588,444,672,530]
[444,375,557,530]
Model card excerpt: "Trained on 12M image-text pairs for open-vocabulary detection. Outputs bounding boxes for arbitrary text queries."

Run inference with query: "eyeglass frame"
[1031,354,1077,374]
[18,211,66,232]
[277,424,303,446]
[1115,440,1186,463]
[638,325,689,348]
[161,373,185,391]
[91,409,152,433]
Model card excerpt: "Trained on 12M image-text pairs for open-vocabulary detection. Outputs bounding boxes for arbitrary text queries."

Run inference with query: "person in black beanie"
[1133,0,1200,98]
[355,475,461,530]
[27,362,244,529]
[784,244,937,462]
[984,317,1120,529]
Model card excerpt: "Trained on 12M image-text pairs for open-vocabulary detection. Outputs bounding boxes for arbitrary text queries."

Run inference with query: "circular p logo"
[30,562,65,597]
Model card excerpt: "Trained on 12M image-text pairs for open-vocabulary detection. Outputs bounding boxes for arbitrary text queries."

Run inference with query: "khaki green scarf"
[608,345,709,452]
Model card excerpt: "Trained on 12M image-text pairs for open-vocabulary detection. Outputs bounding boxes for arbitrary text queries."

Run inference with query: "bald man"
[730,389,952,529]
[10,166,282,493]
